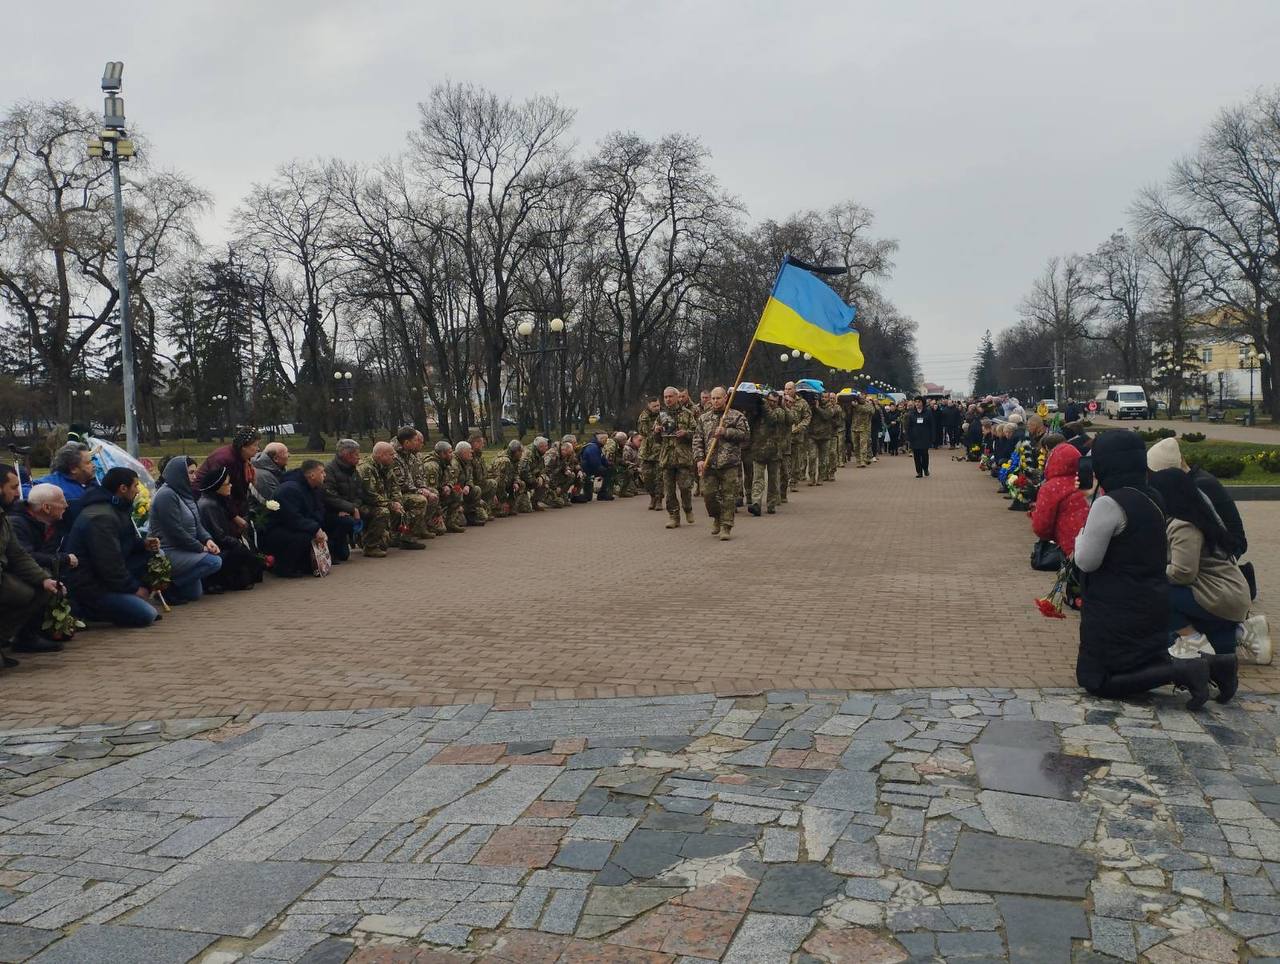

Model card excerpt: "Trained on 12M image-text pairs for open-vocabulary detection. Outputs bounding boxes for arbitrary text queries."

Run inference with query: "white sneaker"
[1169,632,1213,660]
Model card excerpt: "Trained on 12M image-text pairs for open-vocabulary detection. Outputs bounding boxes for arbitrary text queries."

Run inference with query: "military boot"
[711,519,721,535]
[719,526,732,542]
[684,509,695,525]
[397,538,427,550]
[363,546,388,558]
[666,514,680,529]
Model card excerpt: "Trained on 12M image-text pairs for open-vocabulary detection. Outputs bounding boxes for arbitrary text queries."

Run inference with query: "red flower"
[1035,597,1065,619]
[398,524,410,534]
[264,554,276,568]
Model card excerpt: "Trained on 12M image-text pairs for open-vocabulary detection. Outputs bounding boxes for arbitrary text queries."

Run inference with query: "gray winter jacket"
[251,451,285,503]
[151,457,211,554]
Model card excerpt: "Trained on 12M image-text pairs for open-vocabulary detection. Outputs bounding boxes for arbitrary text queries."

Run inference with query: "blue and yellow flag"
[755,257,863,371]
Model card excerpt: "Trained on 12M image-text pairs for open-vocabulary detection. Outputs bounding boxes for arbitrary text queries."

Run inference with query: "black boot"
[748,503,762,517]
[1203,652,1238,704]
[1098,659,1210,711]
[1170,658,1213,711]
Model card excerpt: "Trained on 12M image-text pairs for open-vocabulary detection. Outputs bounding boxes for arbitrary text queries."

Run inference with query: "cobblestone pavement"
[3,453,1279,728]
[4,690,1280,962]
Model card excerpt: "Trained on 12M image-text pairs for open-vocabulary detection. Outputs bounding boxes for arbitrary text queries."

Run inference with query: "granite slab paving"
[3,689,1280,961]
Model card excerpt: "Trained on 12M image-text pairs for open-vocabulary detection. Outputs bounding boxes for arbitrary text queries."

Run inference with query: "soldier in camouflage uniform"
[558,437,584,504]
[357,441,423,556]
[850,393,876,468]
[391,427,438,541]
[784,382,811,495]
[519,437,552,511]
[542,441,568,509]
[636,398,662,510]
[466,428,493,521]
[603,432,627,497]
[455,441,488,526]
[749,390,789,515]
[693,385,751,540]
[825,393,845,479]
[487,440,524,516]
[619,434,642,497]
[804,389,834,485]
[653,386,698,528]
[422,441,466,533]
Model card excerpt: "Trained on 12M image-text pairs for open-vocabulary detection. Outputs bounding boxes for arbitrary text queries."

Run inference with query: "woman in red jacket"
[1031,443,1089,555]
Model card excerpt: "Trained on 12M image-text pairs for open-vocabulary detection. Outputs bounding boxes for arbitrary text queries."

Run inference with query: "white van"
[1104,385,1149,420]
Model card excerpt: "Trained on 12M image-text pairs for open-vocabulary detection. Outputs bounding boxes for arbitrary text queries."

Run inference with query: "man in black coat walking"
[906,398,935,478]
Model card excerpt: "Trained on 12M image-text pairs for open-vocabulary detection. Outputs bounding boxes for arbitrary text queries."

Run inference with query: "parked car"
[1104,385,1150,420]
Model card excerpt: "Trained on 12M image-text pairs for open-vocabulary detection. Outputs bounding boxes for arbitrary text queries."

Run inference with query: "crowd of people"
[0,379,908,670]
[967,397,1260,711]
[1,388,1266,713]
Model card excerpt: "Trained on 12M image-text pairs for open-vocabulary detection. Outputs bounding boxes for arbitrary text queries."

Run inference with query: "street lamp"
[1241,347,1268,425]
[70,388,93,428]
[211,394,229,441]
[514,317,567,436]
[88,61,139,456]
[333,371,353,433]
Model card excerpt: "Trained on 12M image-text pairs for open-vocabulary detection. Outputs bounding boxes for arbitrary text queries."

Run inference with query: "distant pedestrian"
[906,397,935,478]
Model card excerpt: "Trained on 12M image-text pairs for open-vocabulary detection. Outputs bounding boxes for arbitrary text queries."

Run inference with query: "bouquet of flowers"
[131,483,152,527]
[250,498,281,530]
[1035,556,1082,618]
[42,591,83,642]
[145,552,173,612]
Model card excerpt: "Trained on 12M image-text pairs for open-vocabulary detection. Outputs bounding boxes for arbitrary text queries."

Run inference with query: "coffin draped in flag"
[755,257,863,371]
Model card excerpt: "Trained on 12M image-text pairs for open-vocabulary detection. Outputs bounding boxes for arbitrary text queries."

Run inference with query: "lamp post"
[1241,347,1267,426]
[779,350,811,381]
[515,317,566,437]
[87,62,139,456]
[70,388,93,428]
[332,371,353,434]
[211,394,229,441]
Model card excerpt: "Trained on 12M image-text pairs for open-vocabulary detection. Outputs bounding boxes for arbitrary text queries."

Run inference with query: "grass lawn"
[1178,438,1280,486]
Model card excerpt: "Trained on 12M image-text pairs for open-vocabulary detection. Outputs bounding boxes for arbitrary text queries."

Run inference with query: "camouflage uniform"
[603,436,624,496]
[423,451,466,533]
[390,441,434,540]
[356,457,403,551]
[518,446,550,511]
[487,450,521,517]
[806,396,835,484]
[786,394,811,492]
[653,403,698,523]
[619,443,641,497]
[693,406,751,535]
[850,397,875,468]
[460,453,489,524]
[542,447,567,508]
[636,408,662,508]
[750,399,789,512]
[826,397,845,479]
[560,445,584,503]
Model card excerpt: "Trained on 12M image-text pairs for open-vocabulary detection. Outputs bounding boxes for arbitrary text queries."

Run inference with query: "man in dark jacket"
[575,432,611,503]
[322,439,364,562]
[8,484,77,575]
[2,464,63,663]
[63,466,157,628]
[906,397,935,478]
[260,460,328,577]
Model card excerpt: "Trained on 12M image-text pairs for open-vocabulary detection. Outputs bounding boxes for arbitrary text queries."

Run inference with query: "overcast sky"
[9,1,1280,389]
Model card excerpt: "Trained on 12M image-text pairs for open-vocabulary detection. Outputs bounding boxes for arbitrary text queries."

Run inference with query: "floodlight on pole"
[89,60,139,457]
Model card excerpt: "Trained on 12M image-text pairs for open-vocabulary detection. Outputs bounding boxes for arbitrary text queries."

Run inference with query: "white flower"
[265,500,281,511]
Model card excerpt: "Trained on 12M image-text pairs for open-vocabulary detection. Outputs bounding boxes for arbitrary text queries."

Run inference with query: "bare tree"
[1019,255,1099,395]
[1085,229,1149,382]
[234,162,347,447]
[408,81,575,438]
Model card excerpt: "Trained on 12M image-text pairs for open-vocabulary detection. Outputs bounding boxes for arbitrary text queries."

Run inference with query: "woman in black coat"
[196,467,264,591]
[905,397,934,478]
[1073,431,1213,709]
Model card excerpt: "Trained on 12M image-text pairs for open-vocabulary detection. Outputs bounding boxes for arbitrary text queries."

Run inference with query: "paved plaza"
[4,690,1280,962]
[2,452,1278,729]
[3,453,1280,961]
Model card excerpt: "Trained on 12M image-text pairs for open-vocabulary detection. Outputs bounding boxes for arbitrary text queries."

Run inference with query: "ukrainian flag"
[755,257,863,371]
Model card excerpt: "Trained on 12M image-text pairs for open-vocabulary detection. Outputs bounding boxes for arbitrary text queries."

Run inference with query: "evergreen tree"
[971,330,999,395]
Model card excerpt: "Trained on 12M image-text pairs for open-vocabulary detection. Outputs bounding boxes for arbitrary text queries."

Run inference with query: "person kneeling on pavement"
[63,466,159,628]
[150,456,222,602]
[575,432,612,502]
[259,459,330,576]
[197,468,265,591]
[1,465,64,664]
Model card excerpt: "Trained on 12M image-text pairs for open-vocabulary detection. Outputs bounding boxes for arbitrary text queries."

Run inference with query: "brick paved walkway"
[2,690,1279,962]
[3,453,1278,727]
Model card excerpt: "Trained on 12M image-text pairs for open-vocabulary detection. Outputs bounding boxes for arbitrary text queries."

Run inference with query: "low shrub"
[1137,428,1178,444]
[1195,455,1245,479]
[1181,432,1206,443]
[1257,451,1280,474]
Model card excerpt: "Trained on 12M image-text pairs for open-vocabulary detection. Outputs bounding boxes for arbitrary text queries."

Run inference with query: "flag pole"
[702,259,789,469]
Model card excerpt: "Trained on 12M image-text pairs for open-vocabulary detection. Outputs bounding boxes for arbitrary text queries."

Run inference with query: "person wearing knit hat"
[196,465,265,591]
[194,426,261,532]
[1072,431,1212,709]
[1146,437,1185,473]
